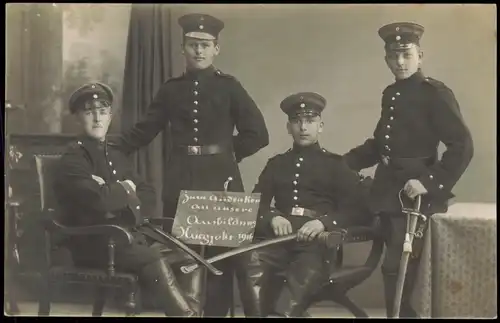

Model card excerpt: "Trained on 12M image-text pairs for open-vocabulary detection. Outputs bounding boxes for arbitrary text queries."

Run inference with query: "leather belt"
[174,144,230,156]
[290,207,320,218]
[380,155,436,167]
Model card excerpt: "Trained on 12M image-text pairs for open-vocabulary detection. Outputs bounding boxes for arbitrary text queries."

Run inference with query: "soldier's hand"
[271,216,293,237]
[91,175,106,186]
[297,219,325,242]
[404,179,428,199]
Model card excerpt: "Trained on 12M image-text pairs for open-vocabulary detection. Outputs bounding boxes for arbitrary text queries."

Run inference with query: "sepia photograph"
[4,3,496,318]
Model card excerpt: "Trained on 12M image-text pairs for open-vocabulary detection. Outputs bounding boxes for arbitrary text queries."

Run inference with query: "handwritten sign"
[171,190,261,248]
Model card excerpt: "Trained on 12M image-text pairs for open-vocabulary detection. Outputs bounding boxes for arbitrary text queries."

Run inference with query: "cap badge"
[300,103,306,108]
[199,25,204,30]
[91,85,96,89]
[93,94,98,99]
[396,26,400,31]
[395,35,401,41]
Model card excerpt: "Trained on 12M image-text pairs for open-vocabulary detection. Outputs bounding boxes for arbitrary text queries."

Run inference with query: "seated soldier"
[251,92,369,317]
[53,82,197,317]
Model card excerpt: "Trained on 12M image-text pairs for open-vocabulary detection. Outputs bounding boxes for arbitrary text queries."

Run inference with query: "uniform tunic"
[251,142,370,316]
[117,65,269,217]
[344,71,474,215]
[255,142,370,234]
[116,65,269,316]
[53,136,165,272]
[344,71,474,317]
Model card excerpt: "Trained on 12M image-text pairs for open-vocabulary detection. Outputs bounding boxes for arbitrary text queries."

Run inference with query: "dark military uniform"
[250,93,370,317]
[54,82,198,317]
[343,23,474,318]
[115,14,269,317]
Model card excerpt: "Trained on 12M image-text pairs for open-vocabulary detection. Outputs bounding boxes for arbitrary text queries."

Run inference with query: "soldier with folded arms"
[53,82,199,317]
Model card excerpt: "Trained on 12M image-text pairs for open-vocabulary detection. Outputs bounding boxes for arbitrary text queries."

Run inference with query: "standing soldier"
[115,13,269,317]
[343,22,474,318]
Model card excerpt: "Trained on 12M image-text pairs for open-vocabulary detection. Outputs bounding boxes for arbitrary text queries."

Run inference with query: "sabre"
[180,229,346,274]
[142,223,224,276]
[392,192,427,318]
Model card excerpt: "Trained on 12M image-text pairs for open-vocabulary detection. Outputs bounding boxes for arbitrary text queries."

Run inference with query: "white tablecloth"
[411,203,497,318]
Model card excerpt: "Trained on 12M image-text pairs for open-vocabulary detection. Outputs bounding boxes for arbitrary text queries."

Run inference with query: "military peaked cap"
[179,13,224,40]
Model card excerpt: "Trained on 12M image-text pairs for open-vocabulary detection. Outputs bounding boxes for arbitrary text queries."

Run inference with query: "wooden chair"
[33,153,210,316]
[5,199,22,315]
[246,216,384,318]
[304,216,384,318]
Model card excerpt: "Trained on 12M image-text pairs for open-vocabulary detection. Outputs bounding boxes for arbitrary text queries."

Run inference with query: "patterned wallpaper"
[61,4,131,133]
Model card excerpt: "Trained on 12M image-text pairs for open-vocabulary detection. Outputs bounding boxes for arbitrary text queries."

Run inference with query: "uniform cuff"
[318,214,339,232]
[418,173,455,200]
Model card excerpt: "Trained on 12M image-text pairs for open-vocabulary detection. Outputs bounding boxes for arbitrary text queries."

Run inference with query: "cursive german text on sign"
[171,190,261,248]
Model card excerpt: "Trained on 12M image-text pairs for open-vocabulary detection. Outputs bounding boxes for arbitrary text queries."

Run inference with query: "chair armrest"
[343,226,375,243]
[47,220,134,246]
[343,216,382,243]
[317,229,347,249]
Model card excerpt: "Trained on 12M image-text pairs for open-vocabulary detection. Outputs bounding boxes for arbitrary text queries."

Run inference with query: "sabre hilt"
[316,229,347,249]
[399,192,427,220]
[181,263,198,274]
[223,177,233,192]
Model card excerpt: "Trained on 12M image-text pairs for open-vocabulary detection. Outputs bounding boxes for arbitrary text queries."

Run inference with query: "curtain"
[121,4,174,218]
[6,3,63,134]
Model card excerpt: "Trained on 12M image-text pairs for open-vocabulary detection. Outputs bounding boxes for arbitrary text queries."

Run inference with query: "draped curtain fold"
[121,4,174,218]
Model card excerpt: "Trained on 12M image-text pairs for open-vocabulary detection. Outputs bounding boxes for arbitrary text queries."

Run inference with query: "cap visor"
[291,112,321,118]
[387,43,417,51]
[185,32,216,40]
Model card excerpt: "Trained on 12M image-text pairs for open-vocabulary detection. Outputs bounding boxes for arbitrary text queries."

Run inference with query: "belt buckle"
[187,145,202,155]
[291,207,305,216]
[381,155,390,166]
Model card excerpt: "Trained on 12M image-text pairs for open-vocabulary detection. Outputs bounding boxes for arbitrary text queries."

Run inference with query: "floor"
[7,301,387,318]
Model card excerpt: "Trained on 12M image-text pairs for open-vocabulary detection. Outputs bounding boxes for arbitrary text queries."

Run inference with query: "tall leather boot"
[286,268,323,318]
[234,251,288,317]
[248,267,285,317]
[203,261,233,317]
[176,261,232,317]
[383,273,398,318]
[260,271,287,317]
[140,258,196,317]
[175,267,204,316]
[234,252,261,317]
